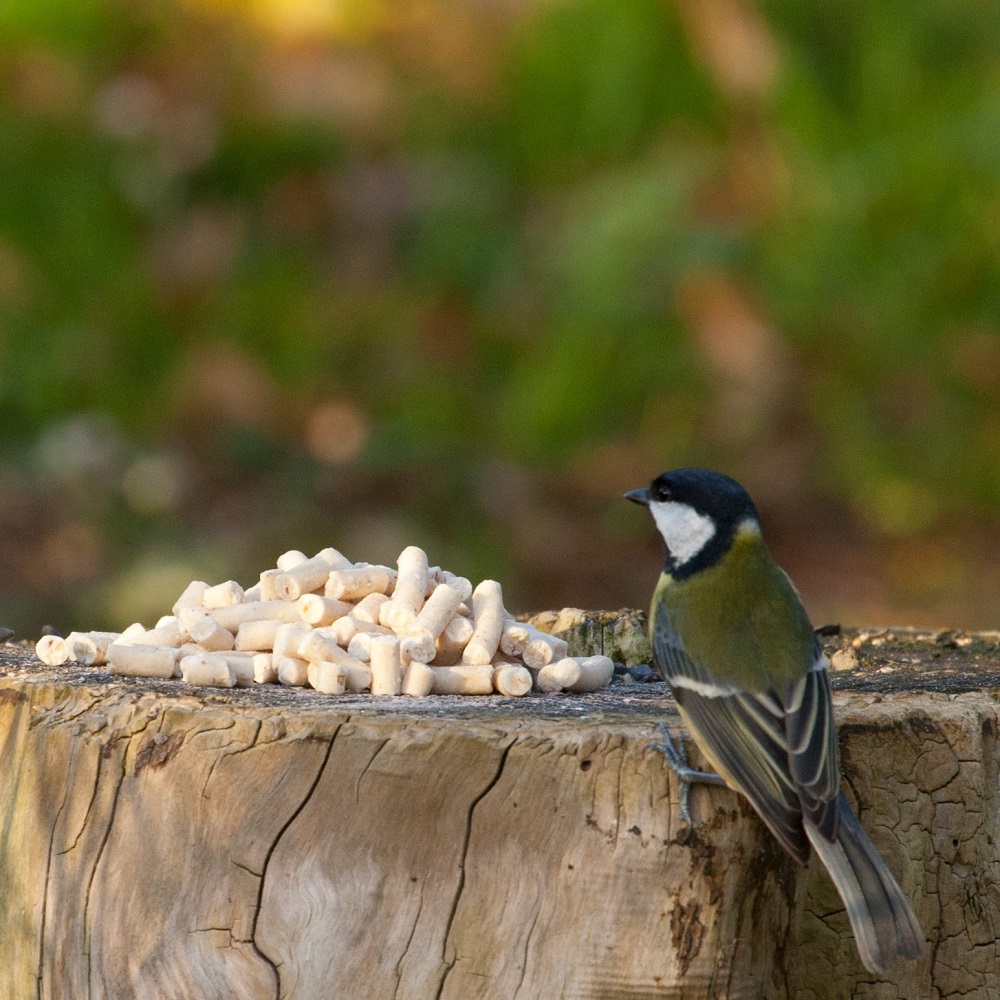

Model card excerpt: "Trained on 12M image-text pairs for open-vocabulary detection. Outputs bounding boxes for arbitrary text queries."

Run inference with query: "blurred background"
[2,0,1000,636]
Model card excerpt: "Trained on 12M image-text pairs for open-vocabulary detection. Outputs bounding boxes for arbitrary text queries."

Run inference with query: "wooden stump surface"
[1,614,999,1000]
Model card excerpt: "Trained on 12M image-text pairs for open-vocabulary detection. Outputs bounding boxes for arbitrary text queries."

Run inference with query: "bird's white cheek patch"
[650,501,716,566]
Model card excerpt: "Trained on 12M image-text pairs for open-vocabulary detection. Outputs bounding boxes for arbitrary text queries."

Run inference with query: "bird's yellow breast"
[654,522,816,691]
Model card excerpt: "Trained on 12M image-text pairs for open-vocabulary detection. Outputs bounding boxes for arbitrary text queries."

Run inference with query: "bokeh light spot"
[858,477,939,538]
[39,524,103,586]
[304,400,369,465]
[122,455,182,515]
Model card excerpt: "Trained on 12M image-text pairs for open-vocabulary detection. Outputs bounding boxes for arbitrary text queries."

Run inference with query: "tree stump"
[1,615,998,1000]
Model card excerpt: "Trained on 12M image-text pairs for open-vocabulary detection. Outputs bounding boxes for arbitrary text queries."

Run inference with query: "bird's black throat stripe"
[665,518,738,580]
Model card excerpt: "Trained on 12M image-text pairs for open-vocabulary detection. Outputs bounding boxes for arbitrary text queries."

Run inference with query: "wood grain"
[0,618,998,999]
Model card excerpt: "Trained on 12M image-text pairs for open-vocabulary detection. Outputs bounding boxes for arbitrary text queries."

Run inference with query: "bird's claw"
[649,721,688,769]
[649,722,694,824]
[648,722,724,826]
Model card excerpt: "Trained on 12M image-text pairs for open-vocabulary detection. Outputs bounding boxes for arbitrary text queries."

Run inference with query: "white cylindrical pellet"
[176,608,211,631]
[298,630,370,678]
[273,623,313,661]
[276,549,308,571]
[209,601,303,631]
[131,624,187,649]
[536,657,582,693]
[243,583,262,602]
[157,619,185,646]
[118,622,147,642]
[462,580,504,665]
[400,628,436,665]
[257,568,281,602]
[433,614,474,666]
[297,594,351,626]
[403,583,465,662]
[378,599,417,633]
[431,665,493,696]
[180,653,235,688]
[274,549,346,602]
[320,547,353,571]
[401,661,435,697]
[186,616,236,652]
[500,619,532,657]
[347,632,373,662]
[566,655,614,693]
[440,571,473,603]
[172,580,209,616]
[447,613,475,642]
[310,661,348,695]
[297,628,341,663]
[202,580,245,607]
[343,660,371,692]
[129,620,184,648]
[369,635,402,696]
[492,664,532,697]
[393,546,429,613]
[277,656,310,686]
[35,634,70,666]
[331,616,392,646]
[67,631,119,666]
[522,632,569,670]
[220,652,255,687]
[253,653,277,684]
[325,566,396,601]
[414,584,464,640]
[234,619,281,652]
[352,592,389,623]
[107,643,178,679]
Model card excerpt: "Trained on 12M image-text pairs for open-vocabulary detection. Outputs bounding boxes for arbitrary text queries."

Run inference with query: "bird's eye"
[654,484,671,502]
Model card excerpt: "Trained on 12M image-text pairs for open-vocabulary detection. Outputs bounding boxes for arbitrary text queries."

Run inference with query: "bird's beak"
[624,488,652,507]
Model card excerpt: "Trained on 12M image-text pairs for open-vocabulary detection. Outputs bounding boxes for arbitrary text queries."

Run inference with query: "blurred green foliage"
[1,0,999,633]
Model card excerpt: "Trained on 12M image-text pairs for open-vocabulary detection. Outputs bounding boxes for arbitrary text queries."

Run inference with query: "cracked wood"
[1,622,999,999]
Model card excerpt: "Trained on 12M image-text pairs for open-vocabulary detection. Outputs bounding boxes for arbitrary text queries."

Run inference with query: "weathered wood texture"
[1,618,999,1000]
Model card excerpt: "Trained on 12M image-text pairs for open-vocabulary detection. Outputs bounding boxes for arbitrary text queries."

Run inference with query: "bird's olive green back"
[652,522,817,692]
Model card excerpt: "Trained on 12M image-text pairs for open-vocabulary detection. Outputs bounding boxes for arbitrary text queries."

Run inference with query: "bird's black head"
[625,468,760,578]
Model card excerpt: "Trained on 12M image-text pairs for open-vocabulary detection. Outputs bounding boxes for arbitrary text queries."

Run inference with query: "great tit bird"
[626,468,925,974]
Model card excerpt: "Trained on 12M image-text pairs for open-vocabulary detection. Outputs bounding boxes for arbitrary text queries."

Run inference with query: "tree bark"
[0,617,998,1000]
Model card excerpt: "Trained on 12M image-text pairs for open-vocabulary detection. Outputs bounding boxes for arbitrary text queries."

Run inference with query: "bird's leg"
[648,722,727,825]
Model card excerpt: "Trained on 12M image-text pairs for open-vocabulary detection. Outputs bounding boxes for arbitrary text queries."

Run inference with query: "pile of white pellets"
[34,546,614,697]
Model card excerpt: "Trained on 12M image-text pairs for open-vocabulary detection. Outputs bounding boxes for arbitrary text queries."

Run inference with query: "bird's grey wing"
[785,657,840,841]
[653,613,826,862]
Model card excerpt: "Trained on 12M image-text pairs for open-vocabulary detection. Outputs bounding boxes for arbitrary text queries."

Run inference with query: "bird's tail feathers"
[805,792,925,974]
